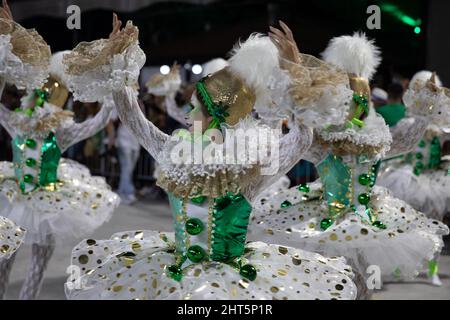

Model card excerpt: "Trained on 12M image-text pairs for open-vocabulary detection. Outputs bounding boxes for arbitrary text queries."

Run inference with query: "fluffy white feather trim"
[202,58,229,77]
[321,32,381,80]
[228,33,282,98]
[410,70,442,88]
[49,51,71,87]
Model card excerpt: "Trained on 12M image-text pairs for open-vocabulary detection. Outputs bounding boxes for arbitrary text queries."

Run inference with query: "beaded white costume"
[64,21,358,300]
[378,71,450,221]
[249,34,449,295]
[0,9,119,300]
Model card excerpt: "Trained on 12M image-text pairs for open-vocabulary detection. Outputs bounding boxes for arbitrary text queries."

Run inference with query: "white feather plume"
[49,50,71,87]
[321,32,381,80]
[410,70,442,88]
[228,33,280,96]
[202,58,229,77]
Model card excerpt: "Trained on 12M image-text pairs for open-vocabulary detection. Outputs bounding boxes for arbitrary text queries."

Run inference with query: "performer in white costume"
[378,70,450,285]
[249,30,449,298]
[0,1,119,299]
[64,16,358,300]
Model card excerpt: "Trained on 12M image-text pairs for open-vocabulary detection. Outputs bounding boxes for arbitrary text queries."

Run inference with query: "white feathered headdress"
[321,32,381,80]
[49,51,71,87]
[410,70,442,88]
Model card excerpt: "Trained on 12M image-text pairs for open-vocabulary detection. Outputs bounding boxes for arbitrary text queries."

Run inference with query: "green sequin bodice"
[12,132,61,194]
[406,136,441,176]
[167,192,254,280]
[316,154,383,229]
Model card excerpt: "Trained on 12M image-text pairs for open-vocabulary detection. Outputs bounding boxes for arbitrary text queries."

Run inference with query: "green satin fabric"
[168,192,252,263]
[39,132,61,185]
[317,154,352,216]
[210,192,252,262]
[317,154,379,218]
[11,131,61,193]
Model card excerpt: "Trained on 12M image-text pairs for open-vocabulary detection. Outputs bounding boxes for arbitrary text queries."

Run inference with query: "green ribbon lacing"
[14,89,49,117]
[346,93,369,129]
[195,79,230,130]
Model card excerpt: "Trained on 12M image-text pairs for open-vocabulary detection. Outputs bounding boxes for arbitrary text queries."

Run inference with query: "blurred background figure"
[107,109,141,205]
[371,87,388,108]
[375,83,405,127]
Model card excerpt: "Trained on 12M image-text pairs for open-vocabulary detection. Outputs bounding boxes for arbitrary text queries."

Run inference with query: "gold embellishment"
[157,166,260,199]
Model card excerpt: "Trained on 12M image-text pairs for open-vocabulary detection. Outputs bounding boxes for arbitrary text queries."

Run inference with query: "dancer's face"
[187,92,212,134]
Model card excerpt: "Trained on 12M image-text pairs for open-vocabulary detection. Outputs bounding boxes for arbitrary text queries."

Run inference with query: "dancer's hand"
[109,13,122,40]
[426,72,439,93]
[0,0,13,21]
[269,21,301,65]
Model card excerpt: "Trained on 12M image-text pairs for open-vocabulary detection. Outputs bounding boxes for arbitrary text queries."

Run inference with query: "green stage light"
[381,2,422,30]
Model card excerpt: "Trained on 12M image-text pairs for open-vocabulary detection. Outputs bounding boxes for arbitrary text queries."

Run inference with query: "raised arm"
[0,78,16,136]
[386,116,429,157]
[387,74,450,157]
[57,99,113,152]
[113,86,169,162]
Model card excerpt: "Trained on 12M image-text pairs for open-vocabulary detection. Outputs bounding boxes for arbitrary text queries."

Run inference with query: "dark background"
[7,0,450,87]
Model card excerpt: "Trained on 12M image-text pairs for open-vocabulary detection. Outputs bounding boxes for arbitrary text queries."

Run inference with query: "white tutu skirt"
[0,159,120,245]
[378,163,450,220]
[0,216,26,259]
[65,230,357,300]
[249,182,449,282]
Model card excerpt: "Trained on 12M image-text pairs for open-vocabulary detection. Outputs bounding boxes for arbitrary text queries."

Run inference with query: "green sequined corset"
[12,132,61,194]
[316,154,384,230]
[167,192,255,281]
[406,136,441,176]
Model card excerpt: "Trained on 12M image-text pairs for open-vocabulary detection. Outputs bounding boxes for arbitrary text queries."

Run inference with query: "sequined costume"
[379,71,450,221]
[0,6,119,299]
[249,34,449,297]
[64,19,357,300]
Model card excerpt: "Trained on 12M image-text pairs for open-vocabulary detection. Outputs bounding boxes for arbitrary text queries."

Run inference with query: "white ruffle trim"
[66,231,357,300]
[249,181,449,281]
[67,42,145,103]
[0,34,48,91]
[317,106,392,159]
[0,159,120,244]
[158,116,274,187]
[378,164,450,220]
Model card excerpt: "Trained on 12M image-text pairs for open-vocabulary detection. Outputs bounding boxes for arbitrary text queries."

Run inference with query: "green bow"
[346,93,369,128]
[15,89,49,117]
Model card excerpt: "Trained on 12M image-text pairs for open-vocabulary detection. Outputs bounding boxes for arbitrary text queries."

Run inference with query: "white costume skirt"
[0,159,120,245]
[65,230,357,300]
[248,181,449,282]
[378,163,450,221]
[0,216,26,259]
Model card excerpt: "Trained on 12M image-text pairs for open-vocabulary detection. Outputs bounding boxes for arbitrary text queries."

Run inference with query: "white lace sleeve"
[386,116,429,157]
[63,21,145,103]
[0,29,49,91]
[57,99,113,152]
[0,78,15,136]
[0,102,15,137]
[113,87,169,162]
[165,95,187,126]
[243,121,313,203]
